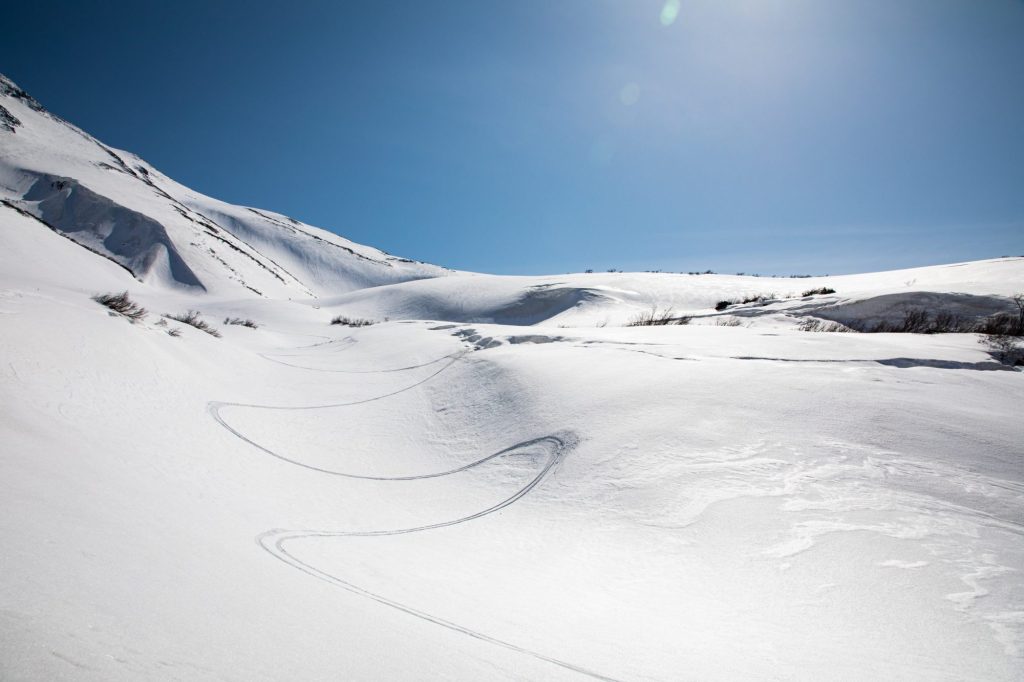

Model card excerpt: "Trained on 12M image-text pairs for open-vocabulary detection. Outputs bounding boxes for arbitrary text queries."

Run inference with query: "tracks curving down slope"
[208,340,618,681]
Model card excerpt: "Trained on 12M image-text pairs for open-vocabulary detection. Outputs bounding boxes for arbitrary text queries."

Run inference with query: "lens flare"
[660,0,681,26]
[619,82,640,106]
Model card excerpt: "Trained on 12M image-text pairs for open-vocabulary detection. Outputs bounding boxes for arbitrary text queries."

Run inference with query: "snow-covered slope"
[2,74,1023,682]
[319,258,1024,328]
[0,74,449,298]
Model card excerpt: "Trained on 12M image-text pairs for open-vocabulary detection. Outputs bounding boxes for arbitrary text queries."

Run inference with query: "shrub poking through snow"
[626,307,691,327]
[165,310,221,337]
[715,294,776,311]
[224,317,258,329]
[976,314,1020,336]
[976,294,1024,336]
[976,293,1024,365]
[798,318,852,333]
[167,328,182,337]
[92,291,147,322]
[715,317,743,327]
[979,334,1023,366]
[330,315,375,327]
[859,309,975,334]
[802,287,836,297]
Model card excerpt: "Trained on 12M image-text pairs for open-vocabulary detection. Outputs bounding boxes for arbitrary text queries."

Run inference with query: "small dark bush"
[714,300,732,311]
[802,287,836,297]
[740,293,776,305]
[92,291,147,322]
[997,293,1024,335]
[167,328,182,337]
[165,310,221,337]
[715,317,743,327]
[931,311,966,333]
[330,315,375,327]
[898,308,931,333]
[224,317,258,329]
[798,319,852,333]
[975,313,1020,336]
[626,307,691,327]
[980,334,1023,365]
[974,294,1024,365]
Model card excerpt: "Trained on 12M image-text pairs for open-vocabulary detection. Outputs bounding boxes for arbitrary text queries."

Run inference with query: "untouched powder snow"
[2,74,1023,681]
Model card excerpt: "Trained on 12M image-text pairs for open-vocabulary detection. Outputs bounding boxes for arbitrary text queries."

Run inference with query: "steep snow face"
[22,173,205,290]
[0,74,449,298]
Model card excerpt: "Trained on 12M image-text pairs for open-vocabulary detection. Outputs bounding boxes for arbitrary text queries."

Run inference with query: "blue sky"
[5,1,1023,275]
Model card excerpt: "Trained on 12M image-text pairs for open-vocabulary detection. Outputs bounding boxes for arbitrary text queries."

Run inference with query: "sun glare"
[660,0,681,27]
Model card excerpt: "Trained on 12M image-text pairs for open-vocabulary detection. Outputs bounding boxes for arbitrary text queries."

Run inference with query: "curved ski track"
[209,340,619,681]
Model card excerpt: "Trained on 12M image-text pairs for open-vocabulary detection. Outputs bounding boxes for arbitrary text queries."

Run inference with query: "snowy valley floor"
[2,263,1023,681]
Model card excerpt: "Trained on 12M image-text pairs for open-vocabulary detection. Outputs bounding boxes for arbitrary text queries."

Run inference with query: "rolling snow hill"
[1,74,1023,681]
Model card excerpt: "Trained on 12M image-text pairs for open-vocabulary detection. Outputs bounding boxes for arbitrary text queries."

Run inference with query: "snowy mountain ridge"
[2,72,1022,329]
[0,73,450,298]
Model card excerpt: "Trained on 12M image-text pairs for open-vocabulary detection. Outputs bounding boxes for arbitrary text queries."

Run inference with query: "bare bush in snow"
[976,293,1023,365]
[626,307,691,327]
[224,317,258,329]
[980,334,1023,366]
[797,318,853,333]
[92,291,147,322]
[331,315,375,327]
[165,310,221,338]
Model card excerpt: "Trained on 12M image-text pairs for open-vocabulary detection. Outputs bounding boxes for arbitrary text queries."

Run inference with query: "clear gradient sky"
[4,1,1023,275]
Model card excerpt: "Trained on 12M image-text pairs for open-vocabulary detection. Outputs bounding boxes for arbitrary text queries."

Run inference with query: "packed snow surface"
[2,74,1023,680]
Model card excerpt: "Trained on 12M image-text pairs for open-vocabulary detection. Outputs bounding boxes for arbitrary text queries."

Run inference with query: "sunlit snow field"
[2,232,1022,680]
[1,72,1023,681]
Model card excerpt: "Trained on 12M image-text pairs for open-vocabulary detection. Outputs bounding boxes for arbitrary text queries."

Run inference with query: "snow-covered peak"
[0,73,450,298]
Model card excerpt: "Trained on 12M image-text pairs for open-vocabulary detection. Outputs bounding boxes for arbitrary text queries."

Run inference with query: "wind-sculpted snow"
[21,173,205,289]
[801,291,1019,330]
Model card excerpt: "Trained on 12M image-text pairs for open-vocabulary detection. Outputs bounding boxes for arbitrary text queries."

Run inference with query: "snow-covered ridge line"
[0,73,450,298]
[313,257,1023,328]
[0,73,1019,323]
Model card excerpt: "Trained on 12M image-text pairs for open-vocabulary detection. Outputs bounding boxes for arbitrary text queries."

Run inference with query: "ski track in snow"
[208,341,619,681]
[258,345,461,374]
